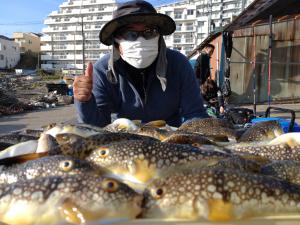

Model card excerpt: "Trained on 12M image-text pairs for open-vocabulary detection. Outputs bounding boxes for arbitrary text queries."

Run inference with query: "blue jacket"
[75,49,208,127]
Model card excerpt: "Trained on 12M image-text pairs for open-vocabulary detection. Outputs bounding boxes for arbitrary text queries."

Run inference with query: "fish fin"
[132,120,142,127]
[130,159,156,183]
[59,198,107,224]
[0,152,48,165]
[286,138,299,147]
[238,154,270,165]
[143,120,166,128]
[59,199,85,225]
[207,199,234,221]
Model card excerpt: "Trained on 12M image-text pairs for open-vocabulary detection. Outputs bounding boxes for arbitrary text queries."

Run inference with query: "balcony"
[41,36,52,42]
[49,11,60,16]
[41,45,52,51]
[103,6,115,12]
[44,17,79,25]
[41,55,52,60]
[42,27,53,33]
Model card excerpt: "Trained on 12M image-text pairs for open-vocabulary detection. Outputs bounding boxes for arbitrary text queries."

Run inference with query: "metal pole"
[80,0,85,73]
[81,14,86,72]
[268,15,273,106]
[37,52,40,70]
[74,30,76,72]
[252,33,256,116]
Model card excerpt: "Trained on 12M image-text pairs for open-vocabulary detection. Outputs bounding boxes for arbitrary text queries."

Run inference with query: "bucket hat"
[99,0,176,46]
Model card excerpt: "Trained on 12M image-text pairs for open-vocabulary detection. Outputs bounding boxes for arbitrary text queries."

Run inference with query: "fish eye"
[61,136,69,140]
[102,178,119,193]
[97,147,109,158]
[60,160,74,172]
[151,188,164,199]
[192,143,201,148]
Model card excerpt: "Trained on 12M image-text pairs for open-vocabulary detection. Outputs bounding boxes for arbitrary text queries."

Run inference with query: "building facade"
[157,0,254,55]
[41,0,254,72]
[41,0,116,73]
[13,32,41,54]
[0,35,20,69]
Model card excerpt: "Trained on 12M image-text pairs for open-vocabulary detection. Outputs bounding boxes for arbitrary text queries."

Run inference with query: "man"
[73,0,208,127]
[194,44,215,85]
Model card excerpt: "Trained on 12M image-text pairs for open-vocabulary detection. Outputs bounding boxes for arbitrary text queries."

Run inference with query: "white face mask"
[116,36,159,69]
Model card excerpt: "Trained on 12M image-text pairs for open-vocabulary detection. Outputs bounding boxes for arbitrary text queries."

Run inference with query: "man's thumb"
[85,62,93,78]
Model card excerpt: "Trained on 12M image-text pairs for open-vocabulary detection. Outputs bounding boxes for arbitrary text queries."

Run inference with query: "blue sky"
[0,0,175,37]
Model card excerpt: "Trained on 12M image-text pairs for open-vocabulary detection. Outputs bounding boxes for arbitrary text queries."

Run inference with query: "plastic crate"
[46,83,68,95]
[251,117,300,133]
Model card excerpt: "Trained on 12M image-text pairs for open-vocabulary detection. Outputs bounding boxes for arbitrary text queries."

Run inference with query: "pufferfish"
[85,139,232,184]
[0,173,143,225]
[0,155,106,184]
[178,118,237,142]
[142,168,300,221]
[238,120,284,142]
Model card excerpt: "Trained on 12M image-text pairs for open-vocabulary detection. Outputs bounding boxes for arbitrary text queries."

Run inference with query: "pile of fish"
[1,118,300,224]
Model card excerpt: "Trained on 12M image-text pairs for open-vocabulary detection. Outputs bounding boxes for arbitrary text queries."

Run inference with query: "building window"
[174,34,181,43]
[198,21,205,26]
[89,8,95,12]
[165,11,172,16]
[187,9,194,15]
[90,0,96,3]
[176,23,182,31]
[174,10,183,19]
[186,23,194,31]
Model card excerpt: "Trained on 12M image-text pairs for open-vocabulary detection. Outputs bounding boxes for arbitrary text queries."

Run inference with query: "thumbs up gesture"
[73,62,93,102]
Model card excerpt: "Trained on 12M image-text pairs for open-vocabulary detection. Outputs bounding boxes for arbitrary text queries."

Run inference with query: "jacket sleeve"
[74,63,112,127]
[180,56,209,122]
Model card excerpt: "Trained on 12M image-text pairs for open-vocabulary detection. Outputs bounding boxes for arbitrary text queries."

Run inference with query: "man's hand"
[73,62,93,102]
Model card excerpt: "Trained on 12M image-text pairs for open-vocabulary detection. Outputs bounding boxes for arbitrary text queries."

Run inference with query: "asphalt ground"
[0,104,77,135]
[0,103,299,135]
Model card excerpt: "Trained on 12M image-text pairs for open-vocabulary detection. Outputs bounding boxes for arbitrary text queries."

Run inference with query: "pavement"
[0,102,299,135]
[0,104,77,135]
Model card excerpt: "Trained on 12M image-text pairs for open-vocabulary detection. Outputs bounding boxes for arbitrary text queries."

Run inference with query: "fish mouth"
[136,190,151,218]
[133,195,144,218]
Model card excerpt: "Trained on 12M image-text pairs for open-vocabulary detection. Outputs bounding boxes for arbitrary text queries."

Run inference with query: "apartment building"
[0,35,20,69]
[13,32,41,54]
[41,0,116,72]
[157,0,254,55]
[41,0,253,72]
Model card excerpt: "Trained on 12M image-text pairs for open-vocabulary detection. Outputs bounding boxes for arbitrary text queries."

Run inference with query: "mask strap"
[107,44,120,84]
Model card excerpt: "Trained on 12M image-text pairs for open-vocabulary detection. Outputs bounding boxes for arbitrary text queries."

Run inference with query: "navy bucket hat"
[99,0,176,46]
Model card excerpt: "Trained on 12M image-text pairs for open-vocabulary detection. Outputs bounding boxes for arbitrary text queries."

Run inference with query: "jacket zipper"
[141,71,148,105]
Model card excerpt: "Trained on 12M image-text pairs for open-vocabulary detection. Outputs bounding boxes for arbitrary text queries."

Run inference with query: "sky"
[0,0,175,38]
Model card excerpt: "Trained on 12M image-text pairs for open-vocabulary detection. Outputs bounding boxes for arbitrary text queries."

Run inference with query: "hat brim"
[99,13,176,46]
